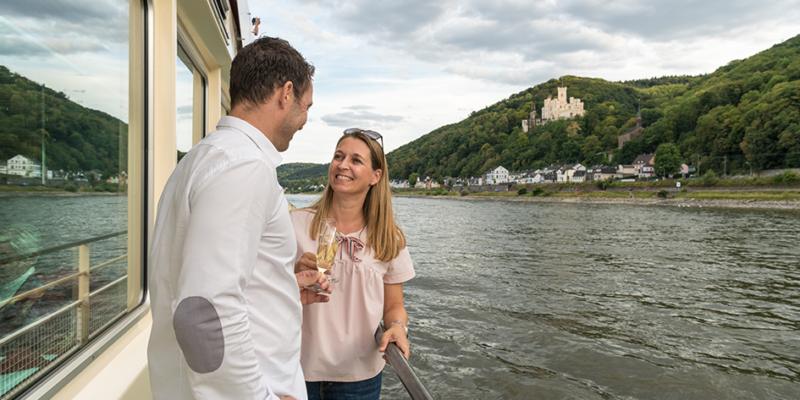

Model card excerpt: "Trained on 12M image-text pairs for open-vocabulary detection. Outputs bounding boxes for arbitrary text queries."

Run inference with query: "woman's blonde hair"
[307,131,406,261]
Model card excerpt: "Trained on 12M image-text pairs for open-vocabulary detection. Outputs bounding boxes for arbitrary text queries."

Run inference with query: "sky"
[2,1,799,165]
[249,0,800,165]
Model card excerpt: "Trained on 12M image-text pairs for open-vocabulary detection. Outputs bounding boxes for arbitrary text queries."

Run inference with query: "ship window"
[0,0,141,397]
[176,43,206,162]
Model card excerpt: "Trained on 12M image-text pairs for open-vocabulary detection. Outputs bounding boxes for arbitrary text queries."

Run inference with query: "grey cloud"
[0,35,49,56]
[3,0,122,24]
[344,105,375,110]
[321,110,404,128]
[177,105,193,115]
[316,0,800,84]
[559,0,800,41]
[3,0,129,47]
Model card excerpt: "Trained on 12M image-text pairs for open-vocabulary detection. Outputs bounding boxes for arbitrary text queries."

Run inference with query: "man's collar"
[216,116,283,168]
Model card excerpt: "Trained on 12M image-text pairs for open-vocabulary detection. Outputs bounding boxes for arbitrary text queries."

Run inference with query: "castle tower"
[636,101,642,128]
[558,87,567,103]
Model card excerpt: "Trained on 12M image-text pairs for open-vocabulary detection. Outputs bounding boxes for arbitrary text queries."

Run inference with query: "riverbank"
[401,193,800,210]
[0,190,123,197]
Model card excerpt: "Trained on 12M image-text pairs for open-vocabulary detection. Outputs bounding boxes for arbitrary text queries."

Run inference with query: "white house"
[6,155,42,177]
[484,166,509,184]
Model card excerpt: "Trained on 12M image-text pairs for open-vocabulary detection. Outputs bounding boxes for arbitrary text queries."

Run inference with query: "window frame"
[15,0,152,397]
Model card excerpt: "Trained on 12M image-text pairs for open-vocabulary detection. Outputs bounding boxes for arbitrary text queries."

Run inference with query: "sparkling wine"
[316,235,338,274]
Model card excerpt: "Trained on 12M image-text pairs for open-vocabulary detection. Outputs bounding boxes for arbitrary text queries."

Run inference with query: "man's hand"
[379,324,410,364]
[294,252,317,273]
[296,270,331,305]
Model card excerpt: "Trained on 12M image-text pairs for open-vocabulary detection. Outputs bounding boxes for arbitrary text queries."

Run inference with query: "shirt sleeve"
[172,157,280,400]
[383,247,415,284]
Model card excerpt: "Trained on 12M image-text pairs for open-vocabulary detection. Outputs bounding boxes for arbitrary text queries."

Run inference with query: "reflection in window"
[0,0,131,397]
[176,44,205,162]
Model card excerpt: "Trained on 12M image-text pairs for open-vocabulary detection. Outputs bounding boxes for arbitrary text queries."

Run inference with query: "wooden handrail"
[374,325,434,400]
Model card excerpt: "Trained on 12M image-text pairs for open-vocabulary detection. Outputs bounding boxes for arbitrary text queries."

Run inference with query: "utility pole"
[41,85,46,185]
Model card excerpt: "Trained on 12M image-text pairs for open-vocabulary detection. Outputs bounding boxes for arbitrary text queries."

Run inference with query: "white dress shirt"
[148,116,305,400]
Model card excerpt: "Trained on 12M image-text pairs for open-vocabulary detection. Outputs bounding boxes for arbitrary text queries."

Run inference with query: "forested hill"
[386,33,800,180]
[0,66,127,175]
[277,162,330,189]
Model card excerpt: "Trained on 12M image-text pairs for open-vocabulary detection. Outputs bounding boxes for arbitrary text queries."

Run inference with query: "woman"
[291,128,415,400]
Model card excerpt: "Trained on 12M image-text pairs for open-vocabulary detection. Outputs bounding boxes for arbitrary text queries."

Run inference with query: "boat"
[0,1,430,399]
[1,0,255,398]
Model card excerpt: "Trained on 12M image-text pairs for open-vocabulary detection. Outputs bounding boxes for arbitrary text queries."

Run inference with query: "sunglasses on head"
[344,128,383,149]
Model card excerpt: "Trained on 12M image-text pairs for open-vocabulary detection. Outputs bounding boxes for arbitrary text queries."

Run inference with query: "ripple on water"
[381,197,800,399]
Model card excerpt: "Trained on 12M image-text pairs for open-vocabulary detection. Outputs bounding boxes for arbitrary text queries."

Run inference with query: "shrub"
[531,187,544,196]
[460,189,469,196]
[658,190,669,198]
[64,184,78,193]
[517,188,527,195]
[769,170,800,185]
[702,170,719,186]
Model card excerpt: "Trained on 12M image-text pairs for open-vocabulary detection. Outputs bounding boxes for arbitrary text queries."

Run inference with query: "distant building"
[542,87,585,122]
[6,155,41,177]
[639,164,655,179]
[632,153,655,176]
[484,166,509,184]
[585,165,618,182]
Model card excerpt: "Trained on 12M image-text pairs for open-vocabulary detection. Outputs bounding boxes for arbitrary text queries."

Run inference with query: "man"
[147,37,328,400]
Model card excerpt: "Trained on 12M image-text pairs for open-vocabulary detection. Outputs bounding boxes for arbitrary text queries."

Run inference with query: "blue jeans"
[305,372,382,400]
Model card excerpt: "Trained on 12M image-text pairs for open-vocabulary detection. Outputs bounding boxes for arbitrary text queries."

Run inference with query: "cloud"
[344,105,375,110]
[321,110,405,128]
[0,34,48,56]
[3,0,130,46]
[176,105,193,115]
[310,0,800,84]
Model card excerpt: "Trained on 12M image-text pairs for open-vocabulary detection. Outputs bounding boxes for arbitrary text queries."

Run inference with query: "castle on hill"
[522,86,585,132]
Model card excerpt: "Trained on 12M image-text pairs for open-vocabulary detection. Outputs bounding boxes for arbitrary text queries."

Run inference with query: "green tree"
[409,173,419,186]
[654,143,682,177]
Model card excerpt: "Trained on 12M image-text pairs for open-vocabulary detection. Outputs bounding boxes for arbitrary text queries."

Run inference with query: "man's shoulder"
[192,130,274,172]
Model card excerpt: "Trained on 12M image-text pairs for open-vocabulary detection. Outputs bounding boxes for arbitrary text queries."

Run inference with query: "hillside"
[0,66,128,175]
[277,162,330,189]
[386,33,800,180]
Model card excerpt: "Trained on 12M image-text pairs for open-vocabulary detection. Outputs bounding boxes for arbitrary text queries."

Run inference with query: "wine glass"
[305,218,339,292]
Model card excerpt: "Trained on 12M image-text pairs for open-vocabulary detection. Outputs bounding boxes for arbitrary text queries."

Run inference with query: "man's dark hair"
[229,37,315,110]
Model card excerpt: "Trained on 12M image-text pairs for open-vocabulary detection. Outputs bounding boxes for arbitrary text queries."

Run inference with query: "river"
[288,194,800,399]
[3,194,798,399]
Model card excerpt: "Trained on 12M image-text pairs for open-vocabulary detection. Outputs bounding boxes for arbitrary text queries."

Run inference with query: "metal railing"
[0,231,128,400]
[374,325,434,400]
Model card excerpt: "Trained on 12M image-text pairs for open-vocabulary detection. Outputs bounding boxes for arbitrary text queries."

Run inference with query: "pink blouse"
[290,209,415,382]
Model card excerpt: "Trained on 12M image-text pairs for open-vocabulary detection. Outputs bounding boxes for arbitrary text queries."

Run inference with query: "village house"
[6,154,42,177]
[639,164,655,179]
[632,154,655,176]
[572,170,586,183]
[556,163,585,183]
[484,166,509,184]
[585,165,619,182]
[617,164,636,176]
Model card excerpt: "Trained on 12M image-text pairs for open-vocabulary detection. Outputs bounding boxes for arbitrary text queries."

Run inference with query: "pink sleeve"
[383,247,415,284]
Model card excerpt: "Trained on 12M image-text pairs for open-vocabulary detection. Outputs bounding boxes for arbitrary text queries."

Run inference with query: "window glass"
[176,43,204,162]
[0,0,132,397]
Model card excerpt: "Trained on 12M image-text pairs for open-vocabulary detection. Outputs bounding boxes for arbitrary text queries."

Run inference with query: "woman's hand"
[379,323,410,363]
[295,270,331,305]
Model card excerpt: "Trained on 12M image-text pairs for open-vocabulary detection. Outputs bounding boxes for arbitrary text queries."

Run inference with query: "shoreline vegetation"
[386,172,800,211]
[410,192,800,210]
